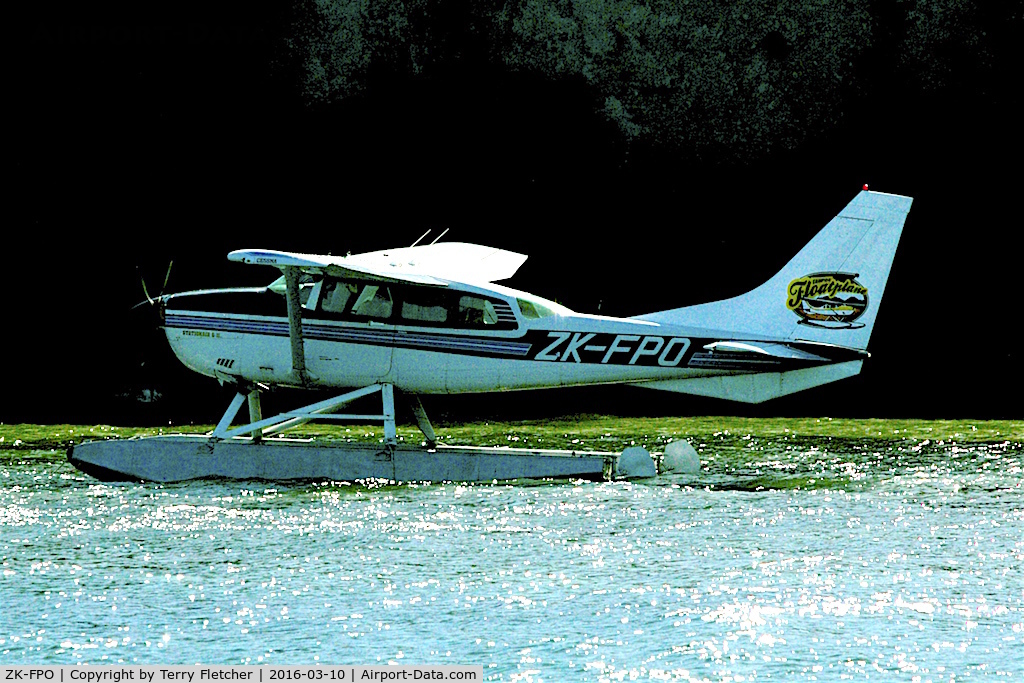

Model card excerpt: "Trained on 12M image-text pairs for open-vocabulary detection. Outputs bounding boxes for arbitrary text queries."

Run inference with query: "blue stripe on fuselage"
[164,313,532,357]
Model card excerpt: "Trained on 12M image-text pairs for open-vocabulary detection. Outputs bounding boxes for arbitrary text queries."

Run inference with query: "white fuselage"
[156,190,912,405]
[162,280,748,395]
[165,311,713,393]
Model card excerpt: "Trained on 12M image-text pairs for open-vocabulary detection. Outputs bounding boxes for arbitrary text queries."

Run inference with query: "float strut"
[212,391,247,439]
[247,388,263,443]
[408,395,437,449]
[382,384,397,449]
[211,383,402,444]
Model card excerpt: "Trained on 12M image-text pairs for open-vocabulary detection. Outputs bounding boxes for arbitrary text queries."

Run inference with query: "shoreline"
[2,417,1021,452]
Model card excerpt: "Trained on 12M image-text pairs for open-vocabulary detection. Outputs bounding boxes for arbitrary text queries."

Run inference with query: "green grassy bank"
[2,417,1020,452]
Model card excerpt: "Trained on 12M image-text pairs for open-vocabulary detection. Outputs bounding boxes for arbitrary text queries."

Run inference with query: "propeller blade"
[161,260,174,294]
[138,267,154,306]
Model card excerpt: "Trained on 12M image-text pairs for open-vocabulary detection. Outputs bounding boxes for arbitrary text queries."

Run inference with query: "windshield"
[268,273,322,308]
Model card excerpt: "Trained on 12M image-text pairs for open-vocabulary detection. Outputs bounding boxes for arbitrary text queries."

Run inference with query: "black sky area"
[6,1,1021,424]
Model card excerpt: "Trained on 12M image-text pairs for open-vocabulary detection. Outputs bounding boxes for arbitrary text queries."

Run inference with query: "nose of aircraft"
[130,293,167,327]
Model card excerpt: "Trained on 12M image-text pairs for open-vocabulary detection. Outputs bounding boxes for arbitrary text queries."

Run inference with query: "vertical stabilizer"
[635,190,913,350]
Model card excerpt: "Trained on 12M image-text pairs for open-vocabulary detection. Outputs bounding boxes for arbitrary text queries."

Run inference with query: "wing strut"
[283,266,309,385]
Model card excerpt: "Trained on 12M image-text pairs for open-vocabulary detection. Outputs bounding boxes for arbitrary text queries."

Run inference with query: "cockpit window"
[268,273,322,308]
[320,280,357,314]
[349,285,393,319]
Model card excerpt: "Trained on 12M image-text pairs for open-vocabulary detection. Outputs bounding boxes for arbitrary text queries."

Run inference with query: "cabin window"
[458,296,499,326]
[320,280,357,314]
[517,297,557,319]
[400,290,449,323]
[401,302,448,322]
[349,285,393,319]
[308,276,517,329]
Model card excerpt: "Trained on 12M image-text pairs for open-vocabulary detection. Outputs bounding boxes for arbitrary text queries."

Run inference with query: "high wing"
[228,242,528,286]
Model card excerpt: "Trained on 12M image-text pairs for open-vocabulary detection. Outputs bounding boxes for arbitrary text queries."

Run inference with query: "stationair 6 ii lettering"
[68,189,912,482]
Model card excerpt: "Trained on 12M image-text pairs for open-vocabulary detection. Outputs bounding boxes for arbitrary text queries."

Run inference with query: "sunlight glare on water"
[1,430,1022,680]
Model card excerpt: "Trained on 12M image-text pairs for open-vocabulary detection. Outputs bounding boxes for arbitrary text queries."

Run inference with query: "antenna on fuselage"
[411,229,431,247]
[429,228,449,245]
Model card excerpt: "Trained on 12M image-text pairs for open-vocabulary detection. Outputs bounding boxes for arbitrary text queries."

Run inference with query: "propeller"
[134,260,174,309]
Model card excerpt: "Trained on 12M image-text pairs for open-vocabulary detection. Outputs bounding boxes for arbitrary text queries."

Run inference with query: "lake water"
[1,428,1022,680]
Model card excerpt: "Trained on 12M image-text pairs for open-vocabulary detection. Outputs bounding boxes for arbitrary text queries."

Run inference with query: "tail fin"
[636,189,913,351]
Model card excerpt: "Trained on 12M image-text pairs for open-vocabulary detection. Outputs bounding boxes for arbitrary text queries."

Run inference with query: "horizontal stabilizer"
[631,360,864,403]
[702,341,827,361]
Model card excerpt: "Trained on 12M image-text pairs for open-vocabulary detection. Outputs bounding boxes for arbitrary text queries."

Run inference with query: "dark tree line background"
[7,0,1020,424]
[293,0,1005,162]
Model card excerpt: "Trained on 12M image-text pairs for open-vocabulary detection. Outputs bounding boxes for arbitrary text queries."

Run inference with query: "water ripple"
[1,432,1021,679]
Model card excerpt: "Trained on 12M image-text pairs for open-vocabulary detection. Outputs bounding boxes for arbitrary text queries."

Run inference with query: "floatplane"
[69,188,913,483]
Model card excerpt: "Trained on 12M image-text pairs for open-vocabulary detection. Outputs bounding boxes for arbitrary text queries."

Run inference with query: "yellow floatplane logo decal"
[787,273,868,329]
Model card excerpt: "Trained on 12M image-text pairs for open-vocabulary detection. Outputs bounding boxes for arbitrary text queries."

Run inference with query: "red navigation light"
[863,184,869,190]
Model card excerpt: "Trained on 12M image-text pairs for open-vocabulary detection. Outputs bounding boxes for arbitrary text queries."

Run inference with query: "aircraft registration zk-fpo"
[154,188,910,443]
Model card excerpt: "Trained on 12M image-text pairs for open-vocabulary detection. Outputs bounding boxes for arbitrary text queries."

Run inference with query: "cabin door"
[304,281,395,385]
